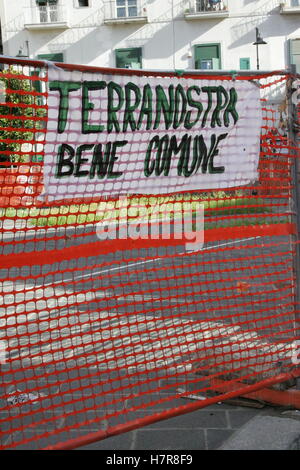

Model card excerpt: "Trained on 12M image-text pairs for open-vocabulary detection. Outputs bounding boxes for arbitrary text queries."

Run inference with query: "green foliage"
[25,195,273,228]
[0,66,45,165]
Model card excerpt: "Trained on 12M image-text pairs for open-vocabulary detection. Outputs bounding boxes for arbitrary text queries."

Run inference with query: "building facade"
[0,0,299,72]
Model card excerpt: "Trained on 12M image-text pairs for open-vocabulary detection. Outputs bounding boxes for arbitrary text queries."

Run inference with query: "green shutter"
[37,53,64,62]
[194,44,221,70]
[115,48,142,69]
[30,71,42,93]
[240,58,250,70]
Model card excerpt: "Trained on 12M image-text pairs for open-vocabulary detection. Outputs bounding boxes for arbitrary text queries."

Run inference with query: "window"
[290,39,300,73]
[194,44,221,70]
[291,0,300,6]
[240,57,250,70]
[35,0,58,6]
[196,0,222,12]
[36,0,59,23]
[115,48,142,69]
[77,0,89,6]
[116,0,138,18]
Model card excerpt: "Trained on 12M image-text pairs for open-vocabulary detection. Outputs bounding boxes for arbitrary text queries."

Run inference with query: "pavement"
[3,376,300,450]
[78,399,300,451]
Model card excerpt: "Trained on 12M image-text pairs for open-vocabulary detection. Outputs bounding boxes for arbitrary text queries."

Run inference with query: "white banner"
[41,68,262,201]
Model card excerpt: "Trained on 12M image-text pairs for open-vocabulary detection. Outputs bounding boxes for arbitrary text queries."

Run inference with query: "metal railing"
[186,0,228,14]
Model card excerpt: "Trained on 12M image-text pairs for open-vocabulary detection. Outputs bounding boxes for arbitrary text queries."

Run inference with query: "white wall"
[0,0,299,71]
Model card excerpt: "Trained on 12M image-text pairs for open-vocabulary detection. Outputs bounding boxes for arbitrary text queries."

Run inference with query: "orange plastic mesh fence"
[0,58,299,450]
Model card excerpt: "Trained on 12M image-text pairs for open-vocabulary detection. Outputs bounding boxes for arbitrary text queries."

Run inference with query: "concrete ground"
[78,401,300,451]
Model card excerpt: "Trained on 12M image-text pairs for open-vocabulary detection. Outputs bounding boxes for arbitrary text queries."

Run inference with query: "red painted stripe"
[0,223,295,269]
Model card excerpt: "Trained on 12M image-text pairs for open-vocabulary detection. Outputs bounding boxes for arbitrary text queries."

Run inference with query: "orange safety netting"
[0,58,300,450]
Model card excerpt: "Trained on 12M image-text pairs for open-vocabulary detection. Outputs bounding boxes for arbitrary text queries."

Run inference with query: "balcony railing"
[24,4,69,29]
[185,0,229,19]
[280,0,300,14]
[104,0,148,24]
